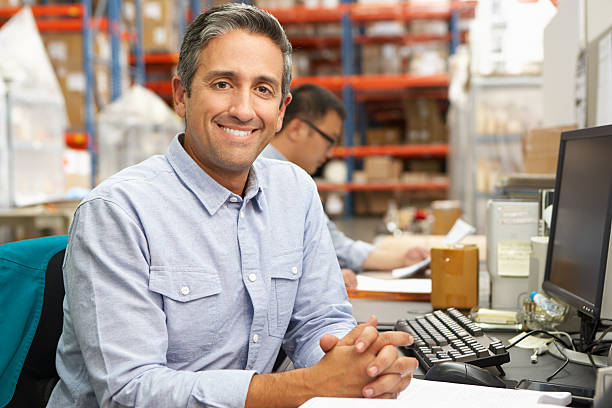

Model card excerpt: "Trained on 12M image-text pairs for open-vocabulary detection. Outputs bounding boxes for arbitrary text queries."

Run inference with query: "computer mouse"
[425,362,506,388]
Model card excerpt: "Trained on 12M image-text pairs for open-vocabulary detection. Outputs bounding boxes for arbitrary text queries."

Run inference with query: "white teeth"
[221,127,251,137]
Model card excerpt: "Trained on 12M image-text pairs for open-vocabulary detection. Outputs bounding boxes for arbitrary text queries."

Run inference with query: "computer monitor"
[542,124,612,351]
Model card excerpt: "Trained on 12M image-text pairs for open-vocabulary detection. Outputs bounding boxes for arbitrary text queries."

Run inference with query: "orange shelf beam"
[265,5,348,24]
[317,180,449,192]
[130,53,179,65]
[145,80,173,97]
[0,4,82,18]
[332,144,448,158]
[265,2,476,24]
[292,74,449,92]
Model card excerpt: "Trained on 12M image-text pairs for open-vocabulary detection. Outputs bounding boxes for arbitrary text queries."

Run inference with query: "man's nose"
[228,88,256,123]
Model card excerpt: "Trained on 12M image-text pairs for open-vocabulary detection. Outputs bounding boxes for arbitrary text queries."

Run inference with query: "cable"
[583,324,612,352]
[505,329,573,351]
[550,331,576,351]
[546,341,569,382]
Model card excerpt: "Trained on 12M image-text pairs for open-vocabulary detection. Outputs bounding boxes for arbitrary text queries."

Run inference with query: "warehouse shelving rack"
[269,1,475,216]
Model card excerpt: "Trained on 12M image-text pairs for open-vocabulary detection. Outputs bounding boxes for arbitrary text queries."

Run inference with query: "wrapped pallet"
[0,7,67,208]
[97,84,182,182]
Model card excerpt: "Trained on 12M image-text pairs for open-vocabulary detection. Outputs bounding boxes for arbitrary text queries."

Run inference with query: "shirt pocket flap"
[149,266,222,302]
[269,249,303,281]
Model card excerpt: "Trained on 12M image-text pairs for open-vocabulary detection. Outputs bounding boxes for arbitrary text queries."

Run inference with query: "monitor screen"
[543,125,612,319]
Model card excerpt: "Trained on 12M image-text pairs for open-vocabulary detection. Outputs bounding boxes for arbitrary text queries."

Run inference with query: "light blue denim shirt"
[48,135,356,408]
[260,144,374,272]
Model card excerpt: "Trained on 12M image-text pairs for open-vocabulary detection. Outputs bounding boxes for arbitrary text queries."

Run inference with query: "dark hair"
[281,84,346,131]
[177,3,292,101]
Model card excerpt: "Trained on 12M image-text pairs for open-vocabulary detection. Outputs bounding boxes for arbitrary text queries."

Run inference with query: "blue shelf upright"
[82,0,96,187]
[341,0,355,217]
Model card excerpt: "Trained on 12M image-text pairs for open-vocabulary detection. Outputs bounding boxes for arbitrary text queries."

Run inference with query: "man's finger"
[319,334,339,353]
[376,355,418,378]
[336,316,378,348]
[361,373,402,398]
[365,345,398,377]
[367,330,413,355]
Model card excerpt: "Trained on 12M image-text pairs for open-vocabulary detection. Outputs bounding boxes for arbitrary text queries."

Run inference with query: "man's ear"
[172,76,187,118]
[283,118,308,143]
[275,92,292,133]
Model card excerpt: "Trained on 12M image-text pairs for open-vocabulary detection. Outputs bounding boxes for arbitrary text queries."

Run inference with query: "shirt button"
[240,211,245,218]
[253,334,259,343]
[248,273,257,282]
[180,286,190,295]
[229,196,238,203]
[291,266,298,274]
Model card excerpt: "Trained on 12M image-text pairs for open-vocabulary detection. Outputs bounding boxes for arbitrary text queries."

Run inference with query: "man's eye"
[257,86,272,94]
[214,81,229,89]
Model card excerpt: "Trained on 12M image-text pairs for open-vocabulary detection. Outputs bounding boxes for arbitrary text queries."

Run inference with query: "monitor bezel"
[542,124,612,320]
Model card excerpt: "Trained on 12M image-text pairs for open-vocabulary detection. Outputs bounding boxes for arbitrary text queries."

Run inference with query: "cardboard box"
[431,245,479,309]
[523,125,577,174]
[403,99,447,143]
[363,156,402,181]
[42,31,128,129]
[142,0,179,53]
[431,200,461,235]
[0,0,21,7]
[365,127,402,145]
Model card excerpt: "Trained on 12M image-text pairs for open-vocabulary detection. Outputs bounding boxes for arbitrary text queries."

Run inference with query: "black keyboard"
[395,308,510,372]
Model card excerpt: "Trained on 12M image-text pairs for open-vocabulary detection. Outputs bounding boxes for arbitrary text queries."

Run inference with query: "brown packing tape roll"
[431,245,479,309]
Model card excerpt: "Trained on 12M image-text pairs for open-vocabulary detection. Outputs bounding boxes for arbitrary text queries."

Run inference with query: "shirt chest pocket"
[149,266,222,361]
[268,249,303,338]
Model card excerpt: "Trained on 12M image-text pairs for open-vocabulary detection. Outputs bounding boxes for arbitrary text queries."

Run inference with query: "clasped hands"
[314,315,418,399]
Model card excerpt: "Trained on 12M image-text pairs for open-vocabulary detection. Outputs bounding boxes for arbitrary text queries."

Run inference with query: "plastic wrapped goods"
[97,85,183,181]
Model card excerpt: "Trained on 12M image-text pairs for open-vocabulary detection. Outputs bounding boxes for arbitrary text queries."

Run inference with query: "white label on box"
[144,2,162,20]
[96,71,108,94]
[47,41,68,62]
[66,73,86,92]
[123,2,135,20]
[153,27,167,45]
[497,240,531,277]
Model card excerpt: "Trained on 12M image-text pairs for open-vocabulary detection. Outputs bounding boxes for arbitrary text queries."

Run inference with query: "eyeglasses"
[298,118,337,148]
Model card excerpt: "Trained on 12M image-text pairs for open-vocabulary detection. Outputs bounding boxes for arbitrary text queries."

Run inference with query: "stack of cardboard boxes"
[523,125,577,174]
[42,31,123,130]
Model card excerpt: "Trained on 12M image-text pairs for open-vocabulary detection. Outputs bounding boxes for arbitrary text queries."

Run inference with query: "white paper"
[356,275,431,294]
[443,218,476,245]
[596,32,612,126]
[300,378,571,408]
[391,258,431,278]
[497,240,531,277]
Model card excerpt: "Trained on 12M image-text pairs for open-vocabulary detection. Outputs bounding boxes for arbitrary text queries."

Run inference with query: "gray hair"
[177,3,292,103]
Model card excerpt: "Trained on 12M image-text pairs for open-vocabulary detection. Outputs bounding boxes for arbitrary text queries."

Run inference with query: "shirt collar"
[165,134,267,215]
[261,144,288,161]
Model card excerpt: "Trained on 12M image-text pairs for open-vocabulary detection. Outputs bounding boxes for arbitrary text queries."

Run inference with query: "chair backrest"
[0,235,68,408]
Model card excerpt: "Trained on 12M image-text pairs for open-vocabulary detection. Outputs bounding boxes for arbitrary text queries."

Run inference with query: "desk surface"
[348,297,597,397]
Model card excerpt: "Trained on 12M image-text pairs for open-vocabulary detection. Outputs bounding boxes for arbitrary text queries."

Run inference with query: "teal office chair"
[0,235,68,408]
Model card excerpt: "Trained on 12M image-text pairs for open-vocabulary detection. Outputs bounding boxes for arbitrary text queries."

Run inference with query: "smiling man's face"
[173,29,291,193]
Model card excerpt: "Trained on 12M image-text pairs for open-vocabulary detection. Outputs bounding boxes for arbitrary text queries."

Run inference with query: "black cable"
[583,324,612,352]
[586,352,599,373]
[546,341,570,382]
[504,330,572,351]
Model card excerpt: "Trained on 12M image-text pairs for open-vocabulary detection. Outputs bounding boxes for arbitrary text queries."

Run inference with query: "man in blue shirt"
[48,4,417,407]
[261,84,429,288]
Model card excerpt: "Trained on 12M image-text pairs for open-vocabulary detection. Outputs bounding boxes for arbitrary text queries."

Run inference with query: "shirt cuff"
[349,241,375,272]
[190,369,256,407]
[298,325,354,368]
